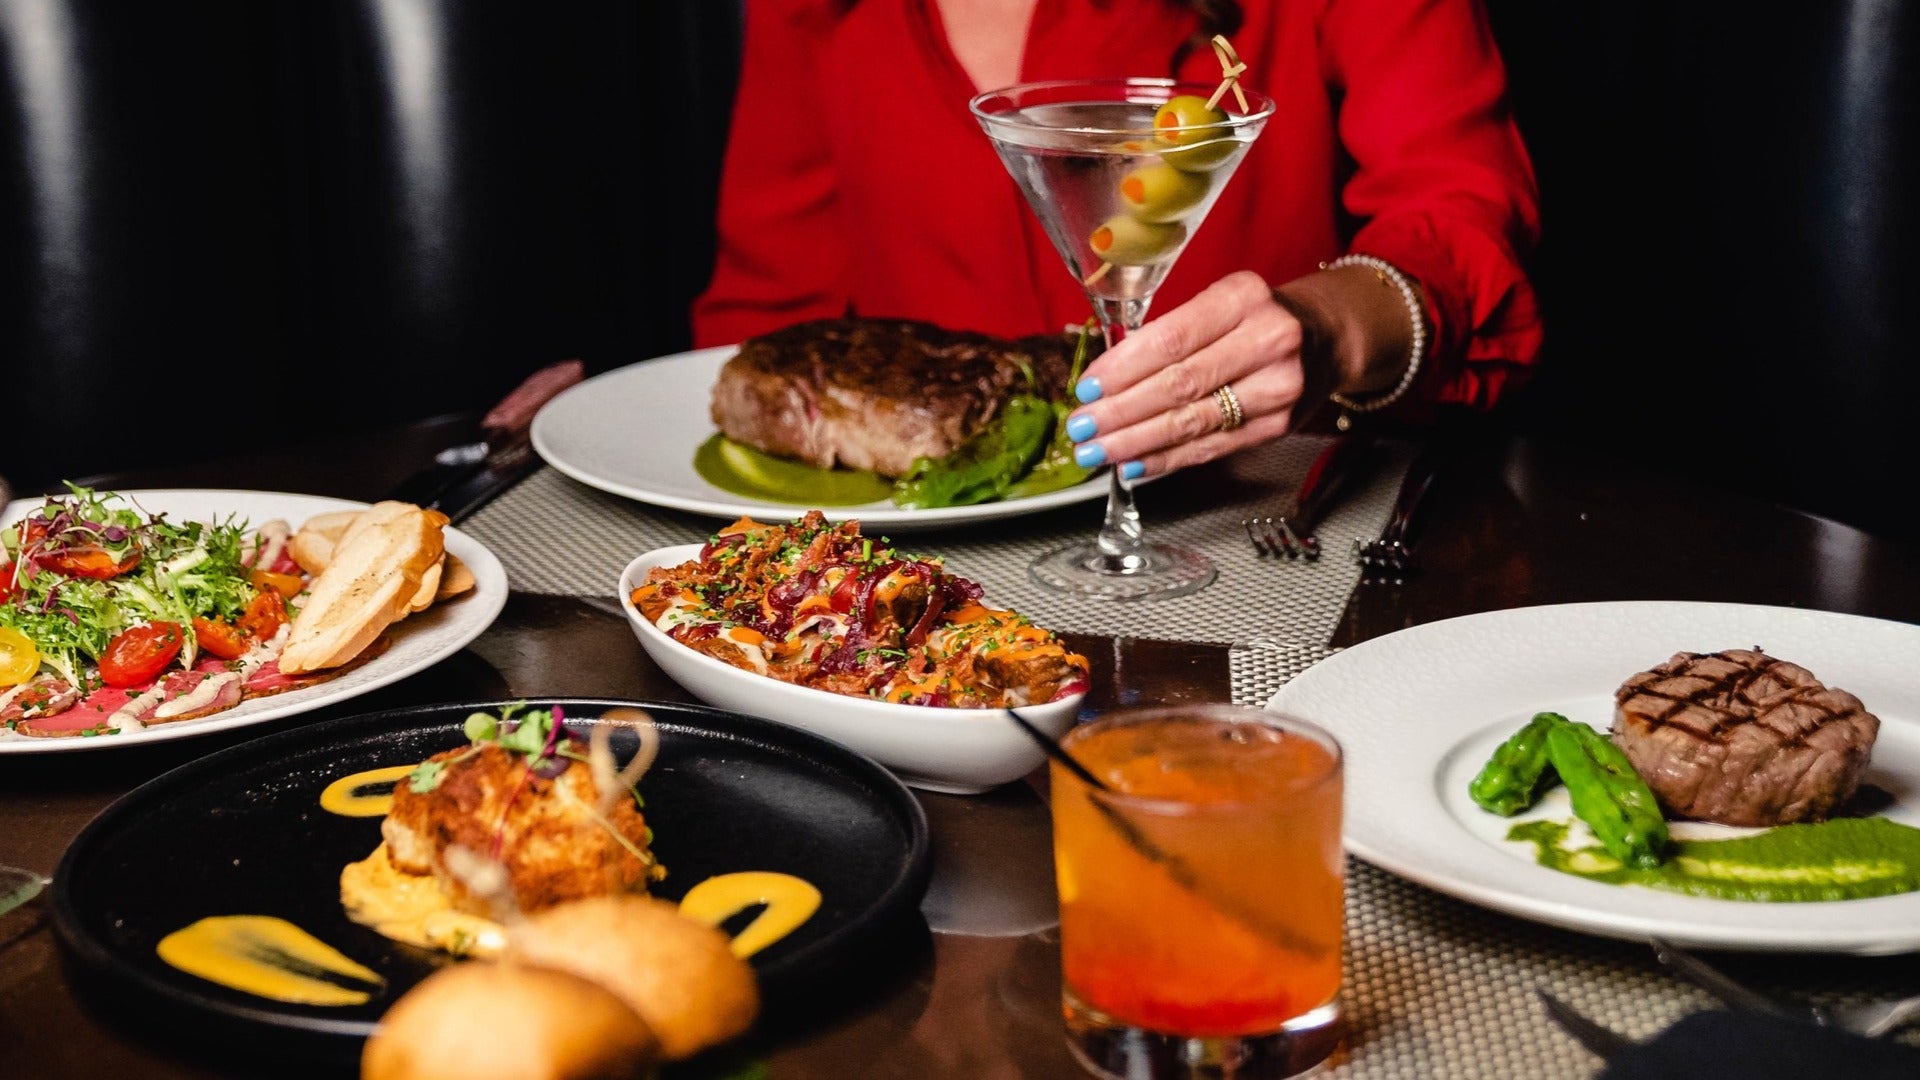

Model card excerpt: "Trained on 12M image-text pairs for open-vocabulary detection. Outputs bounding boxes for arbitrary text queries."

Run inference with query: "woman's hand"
[1064,271,1330,481]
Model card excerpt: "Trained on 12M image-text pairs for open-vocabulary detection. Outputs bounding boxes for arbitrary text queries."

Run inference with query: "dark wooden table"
[3,420,1916,1079]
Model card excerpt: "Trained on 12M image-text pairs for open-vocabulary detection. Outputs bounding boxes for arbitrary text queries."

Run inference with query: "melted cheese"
[156,915,383,1006]
[677,872,822,959]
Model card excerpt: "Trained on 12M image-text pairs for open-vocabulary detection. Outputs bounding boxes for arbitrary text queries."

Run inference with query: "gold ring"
[1213,385,1245,432]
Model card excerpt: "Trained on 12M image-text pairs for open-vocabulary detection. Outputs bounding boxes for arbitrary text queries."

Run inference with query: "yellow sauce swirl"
[677,871,822,958]
[339,842,506,959]
[156,915,384,1006]
[318,765,418,818]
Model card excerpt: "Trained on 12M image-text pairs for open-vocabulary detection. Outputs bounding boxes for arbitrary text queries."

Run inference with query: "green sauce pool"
[693,435,895,506]
[1508,816,1920,902]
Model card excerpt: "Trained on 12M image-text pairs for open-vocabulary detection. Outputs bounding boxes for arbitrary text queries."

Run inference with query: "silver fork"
[1651,937,1920,1038]
[1243,433,1371,560]
[1354,445,1439,580]
[1244,515,1319,559]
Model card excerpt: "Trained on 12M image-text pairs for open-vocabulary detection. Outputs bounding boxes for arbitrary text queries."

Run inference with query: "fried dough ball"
[504,896,759,1061]
[362,961,659,1080]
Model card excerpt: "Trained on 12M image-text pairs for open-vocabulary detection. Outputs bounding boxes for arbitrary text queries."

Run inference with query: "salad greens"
[890,319,1100,509]
[1,484,258,689]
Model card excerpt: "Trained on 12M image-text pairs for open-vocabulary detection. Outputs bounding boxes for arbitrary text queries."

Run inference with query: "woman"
[694,0,1540,482]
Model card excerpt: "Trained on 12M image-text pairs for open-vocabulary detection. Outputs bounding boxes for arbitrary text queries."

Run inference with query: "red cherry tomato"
[192,617,252,661]
[0,561,16,604]
[38,544,141,580]
[236,589,287,641]
[98,622,184,688]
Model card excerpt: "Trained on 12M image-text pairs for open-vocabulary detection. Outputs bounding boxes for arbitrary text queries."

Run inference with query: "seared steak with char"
[1612,648,1878,827]
[709,318,1083,477]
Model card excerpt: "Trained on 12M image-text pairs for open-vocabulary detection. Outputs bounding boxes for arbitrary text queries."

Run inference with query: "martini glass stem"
[1090,295,1152,570]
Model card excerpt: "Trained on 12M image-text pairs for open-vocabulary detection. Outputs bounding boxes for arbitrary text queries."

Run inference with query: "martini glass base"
[1027,541,1215,600]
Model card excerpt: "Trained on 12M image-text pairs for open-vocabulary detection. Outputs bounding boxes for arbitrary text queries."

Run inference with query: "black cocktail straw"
[1004,708,1110,791]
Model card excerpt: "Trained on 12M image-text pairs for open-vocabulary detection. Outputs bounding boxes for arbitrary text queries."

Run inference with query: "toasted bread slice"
[335,501,420,552]
[281,508,448,673]
[434,553,476,601]
[408,559,444,613]
[289,509,363,575]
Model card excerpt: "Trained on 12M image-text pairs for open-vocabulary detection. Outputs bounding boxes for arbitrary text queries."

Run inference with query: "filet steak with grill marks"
[709,318,1084,478]
[1611,648,1879,827]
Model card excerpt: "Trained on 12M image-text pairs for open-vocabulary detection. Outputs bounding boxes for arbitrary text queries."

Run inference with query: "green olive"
[1117,162,1212,224]
[1153,94,1238,173]
[1088,214,1187,266]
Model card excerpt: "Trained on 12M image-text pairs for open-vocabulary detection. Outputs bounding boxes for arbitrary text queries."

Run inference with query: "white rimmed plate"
[530,345,1112,531]
[1268,599,1920,954]
[617,544,1084,793]
[0,489,508,754]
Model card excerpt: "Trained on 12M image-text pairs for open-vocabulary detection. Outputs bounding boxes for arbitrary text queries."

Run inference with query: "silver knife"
[1649,938,1828,1026]
[387,359,585,521]
[1288,433,1375,557]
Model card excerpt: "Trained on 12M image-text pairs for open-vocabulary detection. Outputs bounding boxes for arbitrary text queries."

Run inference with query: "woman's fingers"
[1074,271,1276,401]
[1066,272,1310,478]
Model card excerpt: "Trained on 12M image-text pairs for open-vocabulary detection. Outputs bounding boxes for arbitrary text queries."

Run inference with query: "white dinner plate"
[1269,600,1920,954]
[530,345,1112,531]
[0,489,508,754]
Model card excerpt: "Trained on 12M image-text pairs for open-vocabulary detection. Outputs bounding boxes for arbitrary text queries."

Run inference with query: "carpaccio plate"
[0,489,506,754]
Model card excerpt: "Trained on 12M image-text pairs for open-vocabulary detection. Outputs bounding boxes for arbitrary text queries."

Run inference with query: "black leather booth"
[2,0,740,487]
[5,1,1914,543]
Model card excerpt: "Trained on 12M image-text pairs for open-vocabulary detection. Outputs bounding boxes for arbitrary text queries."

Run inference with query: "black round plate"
[50,698,930,1061]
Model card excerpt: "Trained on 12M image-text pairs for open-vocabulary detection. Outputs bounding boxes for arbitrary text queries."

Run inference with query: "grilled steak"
[1612,649,1878,826]
[709,318,1084,477]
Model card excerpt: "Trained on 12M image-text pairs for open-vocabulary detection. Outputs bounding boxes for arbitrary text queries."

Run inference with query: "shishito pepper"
[893,396,1054,508]
[1545,720,1671,870]
[1468,711,1563,816]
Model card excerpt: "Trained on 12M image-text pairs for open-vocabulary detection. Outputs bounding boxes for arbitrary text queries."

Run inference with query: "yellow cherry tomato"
[0,626,39,686]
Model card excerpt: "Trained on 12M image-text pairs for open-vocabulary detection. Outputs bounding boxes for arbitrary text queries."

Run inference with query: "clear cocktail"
[1052,705,1344,1078]
[972,80,1272,601]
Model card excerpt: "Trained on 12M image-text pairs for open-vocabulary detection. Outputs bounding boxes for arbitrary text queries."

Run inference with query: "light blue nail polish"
[1120,460,1145,481]
[1074,442,1107,468]
[1066,414,1097,442]
[1075,377,1103,404]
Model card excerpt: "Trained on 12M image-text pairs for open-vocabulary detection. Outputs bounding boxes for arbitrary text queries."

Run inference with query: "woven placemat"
[461,435,1412,650]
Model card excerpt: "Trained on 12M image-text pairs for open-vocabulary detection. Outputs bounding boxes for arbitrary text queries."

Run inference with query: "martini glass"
[972,79,1273,600]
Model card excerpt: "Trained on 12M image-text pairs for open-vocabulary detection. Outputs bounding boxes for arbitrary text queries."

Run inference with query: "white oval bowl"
[618,545,1085,794]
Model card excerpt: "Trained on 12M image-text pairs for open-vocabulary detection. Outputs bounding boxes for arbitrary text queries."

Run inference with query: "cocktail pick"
[1004,709,1324,956]
[1078,34,1252,289]
[1206,35,1249,113]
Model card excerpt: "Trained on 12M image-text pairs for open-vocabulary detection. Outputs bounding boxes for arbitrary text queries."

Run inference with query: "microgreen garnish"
[408,760,447,794]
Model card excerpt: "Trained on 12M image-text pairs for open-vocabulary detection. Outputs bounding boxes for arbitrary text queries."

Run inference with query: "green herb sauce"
[693,435,894,507]
[1509,817,1920,902]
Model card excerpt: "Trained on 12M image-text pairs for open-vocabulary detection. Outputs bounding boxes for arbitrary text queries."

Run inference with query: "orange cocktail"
[1052,705,1343,1076]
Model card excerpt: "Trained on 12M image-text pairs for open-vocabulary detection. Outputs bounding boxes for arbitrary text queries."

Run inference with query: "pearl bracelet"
[1321,254,1427,415]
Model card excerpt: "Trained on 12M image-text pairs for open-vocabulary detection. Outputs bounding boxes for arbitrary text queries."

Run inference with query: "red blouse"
[694,0,1542,411]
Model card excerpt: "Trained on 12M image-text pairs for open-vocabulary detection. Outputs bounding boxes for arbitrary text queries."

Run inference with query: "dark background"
[3,0,1914,542]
